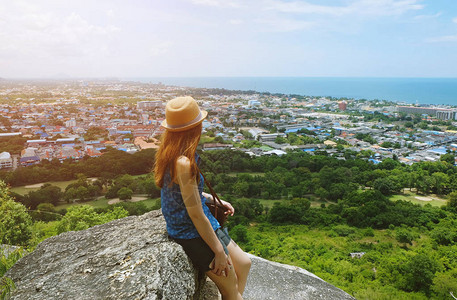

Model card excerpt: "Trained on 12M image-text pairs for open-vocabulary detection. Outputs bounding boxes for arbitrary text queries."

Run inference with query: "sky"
[1,0,457,78]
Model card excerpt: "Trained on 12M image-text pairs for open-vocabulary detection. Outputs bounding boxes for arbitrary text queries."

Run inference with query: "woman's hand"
[221,200,235,216]
[211,250,231,277]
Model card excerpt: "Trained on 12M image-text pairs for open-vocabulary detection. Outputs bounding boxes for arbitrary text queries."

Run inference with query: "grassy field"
[259,197,331,209]
[10,179,80,195]
[259,199,282,208]
[389,190,447,207]
[10,173,151,195]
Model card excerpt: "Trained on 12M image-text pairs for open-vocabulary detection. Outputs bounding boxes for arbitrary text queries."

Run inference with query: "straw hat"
[161,96,207,132]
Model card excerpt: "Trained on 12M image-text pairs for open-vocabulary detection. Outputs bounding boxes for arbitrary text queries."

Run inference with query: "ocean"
[129,77,457,107]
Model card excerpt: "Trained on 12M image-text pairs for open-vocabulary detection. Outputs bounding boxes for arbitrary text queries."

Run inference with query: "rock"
[243,254,355,300]
[201,278,221,300]
[6,210,206,300]
[6,210,355,300]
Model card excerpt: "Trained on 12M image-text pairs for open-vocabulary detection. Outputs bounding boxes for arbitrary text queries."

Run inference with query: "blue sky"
[1,0,457,78]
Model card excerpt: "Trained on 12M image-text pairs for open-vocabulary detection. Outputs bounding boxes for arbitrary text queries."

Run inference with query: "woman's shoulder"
[176,155,191,173]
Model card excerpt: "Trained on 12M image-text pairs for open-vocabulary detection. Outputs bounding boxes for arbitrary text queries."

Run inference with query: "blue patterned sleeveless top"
[161,154,221,239]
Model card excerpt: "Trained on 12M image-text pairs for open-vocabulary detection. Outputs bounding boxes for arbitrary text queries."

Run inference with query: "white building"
[65,119,77,128]
[137,100,162,110]
[248,100,262,107]
[258,133,286,142]
[0,152,12,169]
[436,110,456,120]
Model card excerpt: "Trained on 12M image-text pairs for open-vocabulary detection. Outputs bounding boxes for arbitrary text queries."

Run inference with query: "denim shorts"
[172,228,231,271]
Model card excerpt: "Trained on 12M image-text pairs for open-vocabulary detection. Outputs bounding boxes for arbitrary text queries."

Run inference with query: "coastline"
[125,77,457,107]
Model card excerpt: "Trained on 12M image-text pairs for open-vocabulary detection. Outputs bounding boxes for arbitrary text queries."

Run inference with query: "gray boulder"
[243,254,355,300]
[6,210,355,300]
[6,210,206,300]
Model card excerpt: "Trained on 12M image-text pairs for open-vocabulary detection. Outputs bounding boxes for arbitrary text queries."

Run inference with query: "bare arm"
[176,156,230,276]
[202,192,214,203]
[202,192,235,217]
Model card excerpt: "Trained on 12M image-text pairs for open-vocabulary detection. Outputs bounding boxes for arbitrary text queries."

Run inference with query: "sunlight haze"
[1,0,457,78]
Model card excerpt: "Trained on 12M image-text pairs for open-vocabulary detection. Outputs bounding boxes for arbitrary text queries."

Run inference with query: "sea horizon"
[126,77,457,107]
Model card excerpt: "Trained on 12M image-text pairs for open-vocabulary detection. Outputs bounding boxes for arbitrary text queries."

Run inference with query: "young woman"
[154,96,251,300]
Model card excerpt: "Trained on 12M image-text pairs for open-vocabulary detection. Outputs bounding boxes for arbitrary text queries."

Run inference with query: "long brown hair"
[154,123,202,188]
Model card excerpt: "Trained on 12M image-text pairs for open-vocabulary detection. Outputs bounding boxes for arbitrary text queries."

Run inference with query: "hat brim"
[161,110,208,132]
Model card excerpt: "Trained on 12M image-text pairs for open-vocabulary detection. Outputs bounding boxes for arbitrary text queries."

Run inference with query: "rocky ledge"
[6,210,354,300]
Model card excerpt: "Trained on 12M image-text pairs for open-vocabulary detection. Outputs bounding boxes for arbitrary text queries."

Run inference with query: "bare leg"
[206,255,243,300]
[226,241,251,294]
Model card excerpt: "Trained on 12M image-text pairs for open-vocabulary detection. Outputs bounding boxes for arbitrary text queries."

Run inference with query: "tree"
[32,203,61,222]
[275,136,287,144]
[431,272,457,299]
[57,205,128,233]
[232,181,250,197]
[373,177,401,195]
[381,141,393,148]
[402,254,439,292]
[142,178,161,198]
[0,181,32,245]
[229,225,248,243]
[447,191,457,210]
[75,186,89,201]
[64,187,78,203]
[57,205,101,233]
[118,187,133,200]
[395,227,416,245]
[269,202,301,223]
[431,172,449,195]
[84,126,108,140]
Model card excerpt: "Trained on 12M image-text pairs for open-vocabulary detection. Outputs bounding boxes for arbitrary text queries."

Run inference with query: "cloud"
[149,41,173,56]
[264,0,424,17]
[264,1,350,16]
[106,9,115,18]
[426,35,457,43]
[255,17,315,32]
[190,0,242,8]
[453,17,457,24]
[413,12,442,20]
[229,19,243,25]
[0,6,120,59]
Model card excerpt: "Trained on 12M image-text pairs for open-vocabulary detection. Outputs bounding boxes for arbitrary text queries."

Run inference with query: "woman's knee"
[228,243,251,266]
[244,256,251,270]
[239,255,251,273]
[234,251,251,271]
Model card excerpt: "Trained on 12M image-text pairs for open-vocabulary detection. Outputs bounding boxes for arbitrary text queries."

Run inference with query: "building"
[258,133,287,143]
[20,148,40,166]
[397,106,438,116]
[56,138,76,144]
[0,132,22,138]
[0,152,12,169]
[338,101,347,111]
[397,106,456,120]
[65,119,77,128]
[248,100,261,107]
[436,109,456,120]
[202,143,233,151]
[27,139,47,146]
[137,101,162,110]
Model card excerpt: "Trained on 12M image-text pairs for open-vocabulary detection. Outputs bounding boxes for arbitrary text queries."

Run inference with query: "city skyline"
[1,0,457,78]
